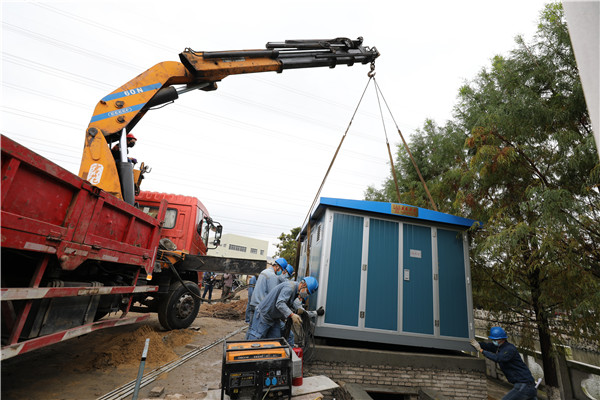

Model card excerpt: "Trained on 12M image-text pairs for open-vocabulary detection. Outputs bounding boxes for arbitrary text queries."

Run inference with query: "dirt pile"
[199,299,247,320]
[83,300,247,371]
[89,325,195,370]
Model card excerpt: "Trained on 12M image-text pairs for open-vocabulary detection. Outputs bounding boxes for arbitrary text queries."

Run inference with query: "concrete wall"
[305,345,487,400]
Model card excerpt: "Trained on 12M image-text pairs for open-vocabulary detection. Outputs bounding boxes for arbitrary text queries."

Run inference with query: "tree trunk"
[529,268,561,398]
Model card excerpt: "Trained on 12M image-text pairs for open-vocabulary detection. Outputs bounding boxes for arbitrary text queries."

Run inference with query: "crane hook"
[368,62,376,78]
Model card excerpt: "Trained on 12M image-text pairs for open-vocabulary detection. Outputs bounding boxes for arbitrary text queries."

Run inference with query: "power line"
[32,3,176,53]
[2,52,111,90]
[2,82,89,109]
[1,106,81,130]
[3,131,81,153]
[2,22,140,71]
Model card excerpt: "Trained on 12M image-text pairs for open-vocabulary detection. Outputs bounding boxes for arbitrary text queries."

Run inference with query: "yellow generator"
[221,338,293,400]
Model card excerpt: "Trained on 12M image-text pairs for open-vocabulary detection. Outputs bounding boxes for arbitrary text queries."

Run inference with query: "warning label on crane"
[88,163,104,185]
[391,204,418,217]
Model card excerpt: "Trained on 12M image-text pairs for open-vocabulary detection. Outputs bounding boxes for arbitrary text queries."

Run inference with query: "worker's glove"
[470,339,481,352]
[291,313,302,328]
[316,306,325,316]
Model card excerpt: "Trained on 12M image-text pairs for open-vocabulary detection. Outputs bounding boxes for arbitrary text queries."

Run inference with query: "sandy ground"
[1,289,247,400]
[1,288,510,400]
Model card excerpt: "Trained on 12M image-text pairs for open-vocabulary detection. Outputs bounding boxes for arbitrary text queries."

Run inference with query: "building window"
[229,244,247,252]
[250,248,257,254]
[260,250,264,255]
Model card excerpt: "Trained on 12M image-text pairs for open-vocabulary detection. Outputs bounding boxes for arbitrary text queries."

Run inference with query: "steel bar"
[132,338,150,400]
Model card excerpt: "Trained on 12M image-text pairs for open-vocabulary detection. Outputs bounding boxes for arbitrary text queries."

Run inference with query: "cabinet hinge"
[360,311,365,318]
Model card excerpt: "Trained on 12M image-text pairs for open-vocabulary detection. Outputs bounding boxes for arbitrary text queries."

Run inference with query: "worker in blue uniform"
[278,264,296,343]
[470,326,537,400]
[245,258,288,330]
[247,276,318,341]
[283,264,294,279]
[244,274,258,323]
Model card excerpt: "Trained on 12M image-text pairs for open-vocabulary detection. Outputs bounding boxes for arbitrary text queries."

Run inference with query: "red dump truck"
[1,38,379,360]
[0,135,265,360]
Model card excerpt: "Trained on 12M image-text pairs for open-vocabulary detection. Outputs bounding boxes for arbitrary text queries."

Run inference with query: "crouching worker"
[245,258,288,328]
[470,326,537,400]
[247,276,318,341]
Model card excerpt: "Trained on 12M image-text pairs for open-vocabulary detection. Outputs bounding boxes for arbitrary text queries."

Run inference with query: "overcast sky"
[2,0,549,255]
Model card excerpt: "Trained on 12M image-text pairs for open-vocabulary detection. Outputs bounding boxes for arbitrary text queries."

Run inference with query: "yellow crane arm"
[78,38,379,201]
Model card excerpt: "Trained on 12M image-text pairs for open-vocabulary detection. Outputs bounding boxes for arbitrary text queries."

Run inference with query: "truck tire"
[158,280,201,330]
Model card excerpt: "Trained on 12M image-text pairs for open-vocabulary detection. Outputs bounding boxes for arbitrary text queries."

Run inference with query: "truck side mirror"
[212,225,222,247]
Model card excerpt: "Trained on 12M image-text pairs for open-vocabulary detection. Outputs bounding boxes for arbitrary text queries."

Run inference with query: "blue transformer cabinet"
[297,197,478,352]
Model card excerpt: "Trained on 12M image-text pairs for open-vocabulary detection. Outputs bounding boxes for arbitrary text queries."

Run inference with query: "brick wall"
[304,345,487,400]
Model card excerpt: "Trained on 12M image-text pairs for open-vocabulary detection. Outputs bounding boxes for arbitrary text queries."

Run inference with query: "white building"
[208,233,268,260]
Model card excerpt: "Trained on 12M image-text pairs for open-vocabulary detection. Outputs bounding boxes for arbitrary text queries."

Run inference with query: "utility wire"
[2,52,111,90]
[2,82,89,109]
[1,106,81,130]
[2,22,140,71]
[32,2,176,53]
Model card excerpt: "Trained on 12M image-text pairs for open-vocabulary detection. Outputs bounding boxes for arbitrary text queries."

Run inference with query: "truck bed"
[1,134,164,273]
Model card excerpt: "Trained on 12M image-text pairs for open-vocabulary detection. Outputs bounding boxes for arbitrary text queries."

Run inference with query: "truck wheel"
[158,281,201,330]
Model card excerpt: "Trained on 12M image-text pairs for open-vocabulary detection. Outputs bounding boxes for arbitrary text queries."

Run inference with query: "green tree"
[365,119,469,215]
[457,5,598,397]
[366,4,599,398]
[274,227,301,267]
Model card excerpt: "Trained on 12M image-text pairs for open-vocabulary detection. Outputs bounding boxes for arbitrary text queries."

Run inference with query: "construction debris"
[148,386,165,397]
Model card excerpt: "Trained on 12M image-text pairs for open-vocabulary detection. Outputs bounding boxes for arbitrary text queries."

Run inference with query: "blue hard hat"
[275,258,288,269]
[489,326,508,340]
[302,276,318,294]
[285,264,294,276]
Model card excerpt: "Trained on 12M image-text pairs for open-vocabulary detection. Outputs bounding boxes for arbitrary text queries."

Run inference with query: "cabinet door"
[402,223,433,335]
[438,229,469,338]
[365,218,399,331]
[324,213,363,327]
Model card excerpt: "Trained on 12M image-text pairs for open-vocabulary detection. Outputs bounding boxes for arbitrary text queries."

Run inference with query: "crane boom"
[78,37,379,201]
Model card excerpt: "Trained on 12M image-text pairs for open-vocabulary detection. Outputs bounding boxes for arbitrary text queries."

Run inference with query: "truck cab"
[135,191,220,257]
